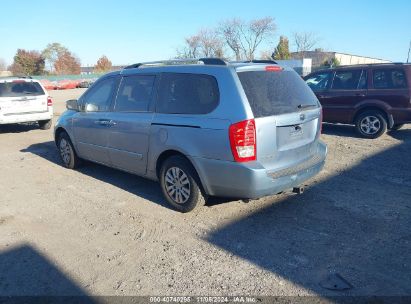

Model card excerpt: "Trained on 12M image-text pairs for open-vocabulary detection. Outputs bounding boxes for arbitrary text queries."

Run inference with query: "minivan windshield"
[237,70,319,117]
[0,81,45,98]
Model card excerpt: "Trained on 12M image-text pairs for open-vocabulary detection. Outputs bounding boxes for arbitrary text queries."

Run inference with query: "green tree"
[94,55,112,73]
[322,57,340,67]
[273,36,291,60]
[42,42,69,72]
[9,49,45,75]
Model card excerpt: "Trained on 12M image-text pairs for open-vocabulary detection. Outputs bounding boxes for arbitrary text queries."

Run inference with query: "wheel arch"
[155,149,209,195]
[54,127,68,145]
[353,106,393,128]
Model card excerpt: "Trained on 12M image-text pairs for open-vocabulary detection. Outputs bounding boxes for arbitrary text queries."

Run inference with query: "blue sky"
[1,0,410,66]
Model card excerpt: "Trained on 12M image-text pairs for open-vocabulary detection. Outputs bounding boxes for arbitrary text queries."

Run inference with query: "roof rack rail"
[124,57,227,69]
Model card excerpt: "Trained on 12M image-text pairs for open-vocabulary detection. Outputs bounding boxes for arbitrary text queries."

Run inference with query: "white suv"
[0,77,53,129]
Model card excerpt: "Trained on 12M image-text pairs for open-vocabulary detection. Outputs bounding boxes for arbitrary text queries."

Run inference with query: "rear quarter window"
[156,73,219,114]
[0,81,45,97]
[238,70,319,117]
[373,69,408,89]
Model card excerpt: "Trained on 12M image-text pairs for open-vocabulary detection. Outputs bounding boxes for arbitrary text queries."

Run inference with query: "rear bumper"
[0,109,53,124]
[391,108,411,125]
[192,140,327,199]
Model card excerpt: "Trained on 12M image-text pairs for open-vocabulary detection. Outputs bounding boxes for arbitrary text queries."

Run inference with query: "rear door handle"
[355,93,366,97]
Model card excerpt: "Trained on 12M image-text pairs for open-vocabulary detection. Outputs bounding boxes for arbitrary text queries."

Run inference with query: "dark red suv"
[304,63,411,138]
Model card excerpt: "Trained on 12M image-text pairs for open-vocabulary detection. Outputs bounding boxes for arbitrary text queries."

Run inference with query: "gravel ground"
[0,89,410,300]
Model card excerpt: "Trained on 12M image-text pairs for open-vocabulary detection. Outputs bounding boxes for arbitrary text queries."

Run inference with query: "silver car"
[54,58,327,212]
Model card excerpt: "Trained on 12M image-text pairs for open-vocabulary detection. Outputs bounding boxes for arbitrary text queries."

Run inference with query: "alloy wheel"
[164,167,191,204]
[360,116,381,135]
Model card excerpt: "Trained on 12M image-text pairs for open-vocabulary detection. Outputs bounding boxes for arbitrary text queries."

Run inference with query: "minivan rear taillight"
[47,96,53,106]
[229,119,256,162]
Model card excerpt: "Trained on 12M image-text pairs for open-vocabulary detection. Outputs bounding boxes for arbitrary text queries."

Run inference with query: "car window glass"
[239,70,319,117]
[373,69,407,89]
[332,70,362,90]
[305,72,332,91]
[157,73,219,114]
[0,81,45,97]
[83,77,117,112]
[114,75,155,112]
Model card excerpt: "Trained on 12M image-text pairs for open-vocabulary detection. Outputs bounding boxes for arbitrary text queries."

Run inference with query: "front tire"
[38,119,52,130]
[160,156,206,212]
[57,132,81,169]
[355,110,387,139]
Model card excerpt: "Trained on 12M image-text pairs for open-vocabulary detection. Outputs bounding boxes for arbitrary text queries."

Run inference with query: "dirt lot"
[0,88,410,300]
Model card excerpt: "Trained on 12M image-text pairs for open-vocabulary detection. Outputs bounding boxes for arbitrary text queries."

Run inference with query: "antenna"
[407,40,411,63]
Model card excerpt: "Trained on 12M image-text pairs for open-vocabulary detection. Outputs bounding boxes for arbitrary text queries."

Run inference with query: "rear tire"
[355,110,387,139]
[38,119,52,130]
[160,156,206,212]
[57,132,81,169]
[391,124,404,131]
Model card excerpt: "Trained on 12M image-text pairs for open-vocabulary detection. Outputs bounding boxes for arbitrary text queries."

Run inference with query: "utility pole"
[407,40,411,63]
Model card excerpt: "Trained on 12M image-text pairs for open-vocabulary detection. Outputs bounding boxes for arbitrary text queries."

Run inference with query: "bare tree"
[293,32,319,58]
[218,17,276,61]
[198,29,224,58]
[177,29,225,59]
[241,17,276,60]
[176,35,201,59]
[218,18,243,60]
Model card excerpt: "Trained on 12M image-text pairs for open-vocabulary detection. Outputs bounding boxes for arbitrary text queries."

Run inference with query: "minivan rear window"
[0,81,45,97]
[238,70,319,117]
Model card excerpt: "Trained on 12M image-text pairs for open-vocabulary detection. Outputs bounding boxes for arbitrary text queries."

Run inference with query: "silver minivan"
[54,59,327,212]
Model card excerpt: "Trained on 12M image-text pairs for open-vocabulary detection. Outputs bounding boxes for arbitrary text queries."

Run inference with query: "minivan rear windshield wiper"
[297,104,317,110]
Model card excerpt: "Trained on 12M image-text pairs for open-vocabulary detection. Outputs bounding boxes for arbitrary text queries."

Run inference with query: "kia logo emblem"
[300,114,305,121]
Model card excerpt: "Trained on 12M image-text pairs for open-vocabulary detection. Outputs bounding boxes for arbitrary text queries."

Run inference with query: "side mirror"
[85,104,98,112]
[66,99,79,111]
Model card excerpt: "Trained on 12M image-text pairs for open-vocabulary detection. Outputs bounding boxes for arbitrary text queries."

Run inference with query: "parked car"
[304,63,411,138]
[54,58,327,212]
[0,77,53,129]
[77,80,94,88]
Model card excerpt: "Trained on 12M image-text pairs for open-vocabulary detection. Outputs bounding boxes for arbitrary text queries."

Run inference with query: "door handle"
[355,93,366,97]
[94,119,116,126]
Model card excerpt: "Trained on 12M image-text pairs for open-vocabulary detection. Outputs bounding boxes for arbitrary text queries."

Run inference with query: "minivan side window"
[156,73,219,114]
[331,70,363,90]
[305,72,332,91]
[114,75,155,112]
[82,77,117,112]
[373,69,407,89]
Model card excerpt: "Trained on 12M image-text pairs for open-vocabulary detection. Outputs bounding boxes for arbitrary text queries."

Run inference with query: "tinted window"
[114,75,155,112]
[305,72,332,91]
[238,70,319,117]
[373,69,407,89]
[157,73,219,114]
[332,70,362,90]
[0,81,45,97]
[82,77,117,112]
